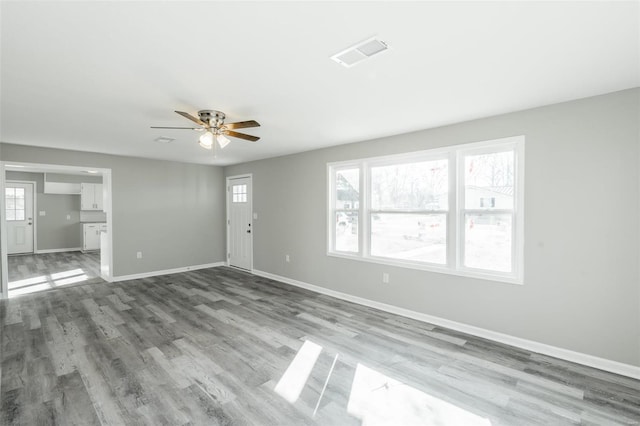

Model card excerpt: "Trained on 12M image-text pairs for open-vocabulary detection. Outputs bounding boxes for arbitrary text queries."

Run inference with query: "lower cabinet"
[83,223,105,251]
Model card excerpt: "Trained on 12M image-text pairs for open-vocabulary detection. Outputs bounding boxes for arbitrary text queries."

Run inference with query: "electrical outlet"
[285,254,290,262]
[137,251,143,259]
[382,272,390,284]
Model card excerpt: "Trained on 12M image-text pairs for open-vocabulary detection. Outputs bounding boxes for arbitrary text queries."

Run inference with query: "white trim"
[251,269,640,380]
[111,262,225,282]
[35,247,82,254]
[0,169,8,299]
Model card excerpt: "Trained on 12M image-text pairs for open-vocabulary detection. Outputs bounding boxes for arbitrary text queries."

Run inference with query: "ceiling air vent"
[331,37,389,68]
[154,136,175,144]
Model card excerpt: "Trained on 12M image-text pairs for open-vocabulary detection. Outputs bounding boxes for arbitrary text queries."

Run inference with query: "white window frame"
[328,164,363,255]
[327,136,525,285]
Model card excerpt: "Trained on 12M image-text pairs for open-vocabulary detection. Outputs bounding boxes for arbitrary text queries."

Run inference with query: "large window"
[328,136,524,284]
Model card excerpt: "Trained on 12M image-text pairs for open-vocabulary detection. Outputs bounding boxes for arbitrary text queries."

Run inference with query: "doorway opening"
[0,162,113,298]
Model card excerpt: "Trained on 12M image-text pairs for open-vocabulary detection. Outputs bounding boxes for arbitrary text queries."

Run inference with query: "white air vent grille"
[331,37,389,68]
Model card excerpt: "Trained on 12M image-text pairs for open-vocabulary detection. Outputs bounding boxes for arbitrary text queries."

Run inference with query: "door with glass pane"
[227,176,252,270]
[6,182,34,254]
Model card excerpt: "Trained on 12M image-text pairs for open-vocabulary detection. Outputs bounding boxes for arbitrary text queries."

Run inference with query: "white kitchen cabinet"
[83,223,104,251]
[81,183,103,211]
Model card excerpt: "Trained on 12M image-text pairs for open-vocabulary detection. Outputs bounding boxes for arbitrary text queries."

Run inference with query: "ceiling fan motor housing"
[198,110,225,127]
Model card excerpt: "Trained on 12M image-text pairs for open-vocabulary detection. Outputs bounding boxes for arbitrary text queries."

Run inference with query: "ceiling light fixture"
[217,134,231,149]
[331,36,389,68]
[152,110,260,156]
[199,131,214,149]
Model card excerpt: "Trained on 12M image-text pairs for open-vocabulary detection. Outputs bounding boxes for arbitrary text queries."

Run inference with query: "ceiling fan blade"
[223,120,260,130]
[175,110,205,126]
[150,126,200,130]
[224,130,260,142]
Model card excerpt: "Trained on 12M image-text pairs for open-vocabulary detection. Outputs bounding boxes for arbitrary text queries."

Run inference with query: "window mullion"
[455,149,464,271]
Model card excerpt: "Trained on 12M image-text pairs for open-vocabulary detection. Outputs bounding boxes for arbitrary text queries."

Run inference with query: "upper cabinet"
[81,183,104,211]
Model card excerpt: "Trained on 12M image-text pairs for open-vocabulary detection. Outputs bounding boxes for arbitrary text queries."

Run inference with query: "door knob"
[247,230,251,233]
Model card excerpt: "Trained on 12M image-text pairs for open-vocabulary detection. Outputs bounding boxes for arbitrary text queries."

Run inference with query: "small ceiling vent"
[154,136,175,144]
[331,37,389,68]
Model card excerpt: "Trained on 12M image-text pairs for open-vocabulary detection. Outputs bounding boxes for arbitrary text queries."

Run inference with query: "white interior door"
[6,182,34,255]
[228,176,252,270]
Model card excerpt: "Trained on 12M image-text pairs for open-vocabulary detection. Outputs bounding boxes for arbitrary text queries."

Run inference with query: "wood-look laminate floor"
[7,251,103,298]
[1,266,639,425]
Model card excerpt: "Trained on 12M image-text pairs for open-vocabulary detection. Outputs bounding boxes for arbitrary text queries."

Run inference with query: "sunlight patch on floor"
[9,282,53,297]
[8,268,89,298]
[274,339,492,425]
[275,339,323,403]
[347,363,492,426]
[8,275,49,289]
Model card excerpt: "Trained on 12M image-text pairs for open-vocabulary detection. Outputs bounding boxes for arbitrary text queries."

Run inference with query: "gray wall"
[225,88,640,367]
[6,171,82,250]
[1,147,227,277]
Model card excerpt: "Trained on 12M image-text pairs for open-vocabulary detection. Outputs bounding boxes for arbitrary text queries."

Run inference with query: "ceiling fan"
[151,110,260,150]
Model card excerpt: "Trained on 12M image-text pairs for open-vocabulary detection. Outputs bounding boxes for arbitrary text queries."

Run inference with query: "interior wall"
[0,147,227,277]
[225,88,640,367]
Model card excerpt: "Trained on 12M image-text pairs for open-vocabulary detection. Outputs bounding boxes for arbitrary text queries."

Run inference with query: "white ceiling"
[1,1,638,166]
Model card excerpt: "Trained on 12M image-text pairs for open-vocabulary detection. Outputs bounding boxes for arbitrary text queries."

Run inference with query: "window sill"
[326,251,523,285]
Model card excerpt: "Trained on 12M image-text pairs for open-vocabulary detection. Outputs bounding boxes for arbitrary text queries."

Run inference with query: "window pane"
[336,169,359,210]
[6,210,15,221]
[335,212,358,252]
[15,210,25,221]
[371,159,448,211]
[464,213,512,272]
[5,188,14,198]
[6,198,15,209]
[465,151,514,209]
[371,213,446,264]
[15,188,25,198]
[16,198,24,210]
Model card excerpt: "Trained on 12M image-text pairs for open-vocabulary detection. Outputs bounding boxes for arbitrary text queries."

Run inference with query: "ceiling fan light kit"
[151,109,260,153]
[198,131,214,149]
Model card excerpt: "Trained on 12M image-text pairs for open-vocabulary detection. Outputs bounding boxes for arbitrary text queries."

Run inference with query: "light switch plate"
[39,211,46,216]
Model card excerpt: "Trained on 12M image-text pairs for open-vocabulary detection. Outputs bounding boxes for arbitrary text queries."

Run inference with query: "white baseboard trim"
[35,247,82,254]
[112,262,225,282]
[252,269,640,380]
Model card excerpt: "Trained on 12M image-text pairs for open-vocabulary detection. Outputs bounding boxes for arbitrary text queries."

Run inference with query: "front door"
[228,176,252,270]
[6,182,34,254]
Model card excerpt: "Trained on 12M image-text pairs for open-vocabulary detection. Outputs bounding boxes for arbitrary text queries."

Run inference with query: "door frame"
[4,180,37,254]
[226,173,253,271]
[0,161,114,299]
